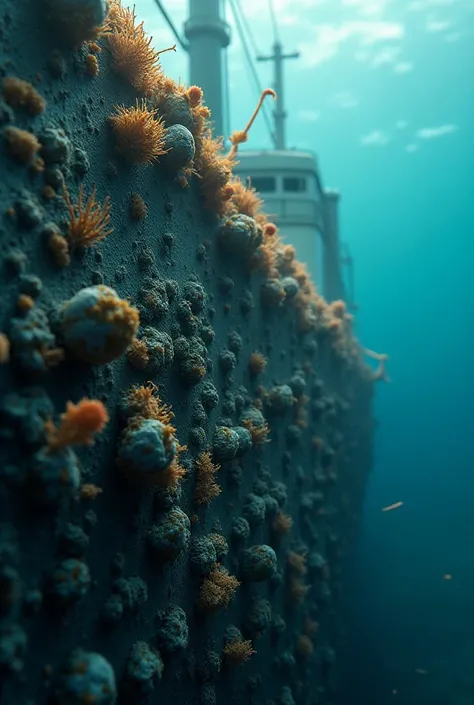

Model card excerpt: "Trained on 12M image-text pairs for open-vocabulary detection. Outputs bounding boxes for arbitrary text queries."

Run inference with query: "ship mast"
[184,0,230,136]
[257,41,299,150]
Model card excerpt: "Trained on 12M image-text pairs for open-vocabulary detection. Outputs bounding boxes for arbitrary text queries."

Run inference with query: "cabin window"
[283,177,307,193]
[249,176,277,193]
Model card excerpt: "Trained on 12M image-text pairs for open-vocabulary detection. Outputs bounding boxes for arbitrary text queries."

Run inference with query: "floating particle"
[381,501,404,512]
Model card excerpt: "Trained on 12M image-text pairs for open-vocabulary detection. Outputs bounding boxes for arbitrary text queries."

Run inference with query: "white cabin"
[233,149,328,289]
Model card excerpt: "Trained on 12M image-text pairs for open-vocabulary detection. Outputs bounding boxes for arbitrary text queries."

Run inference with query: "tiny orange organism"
[80,483,103,499]
[296,634,314,657]
[84,53,99,76]
[63,184,112,249]
[186,85,203,107]
[194,451,221,506]
[2,76,46,115]
[272,512,293,535]
[0,333,10,364]
[248,351,267,376]
[287,550,307,576]
[109,100,168,164]
[126,338,150,370]
[46,399,109,450]
[223,638,256,667]
[48,228,70,268]
[3,126,41,164]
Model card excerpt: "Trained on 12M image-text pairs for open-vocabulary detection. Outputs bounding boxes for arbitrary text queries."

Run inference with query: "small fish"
[443,573,452,580]
[415,668,429,675]
[382,501,404,512]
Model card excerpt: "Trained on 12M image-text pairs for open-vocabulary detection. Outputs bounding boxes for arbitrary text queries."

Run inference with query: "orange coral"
[287,550,307,576]
[229,178,264,218]
[103,1,174,95]
[288,576,310,604]
[272,512,293,535]
[186,85,203,107]
[84,53,99,76]
[3,126,41,164]
[241,418,270,445]
[296,634,314,657]
[63,184,112,249]
[0,333,10,364]
[194,451,221,506]
[126,338,149,370]
[46,399,109,451]
[122,383,175,426]
[2,76,46,115]
[197,565,240,613]
[248,351,267,376]
[223,638,256,666]
[194,132,236,214]
[109,100,168,164]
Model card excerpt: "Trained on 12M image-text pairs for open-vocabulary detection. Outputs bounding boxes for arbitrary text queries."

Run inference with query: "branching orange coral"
[229,177,264,219]
[46,399,109,451]
[241,418,270,445]
[109,100,168,164]
[194,451,221,506]
[103,0,175,95]
[122,383,175,426]
[63,184,112,248]
[197,565,240,613]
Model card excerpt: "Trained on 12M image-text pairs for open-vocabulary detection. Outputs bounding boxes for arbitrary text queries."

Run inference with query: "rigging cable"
[152,0,189,52]
[268,0,280,42]
[235,0,261,60]
[222,0,231,142]
[228,0,274,143]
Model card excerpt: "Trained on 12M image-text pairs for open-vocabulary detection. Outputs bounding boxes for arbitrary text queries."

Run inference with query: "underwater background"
[136,1,474,702]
